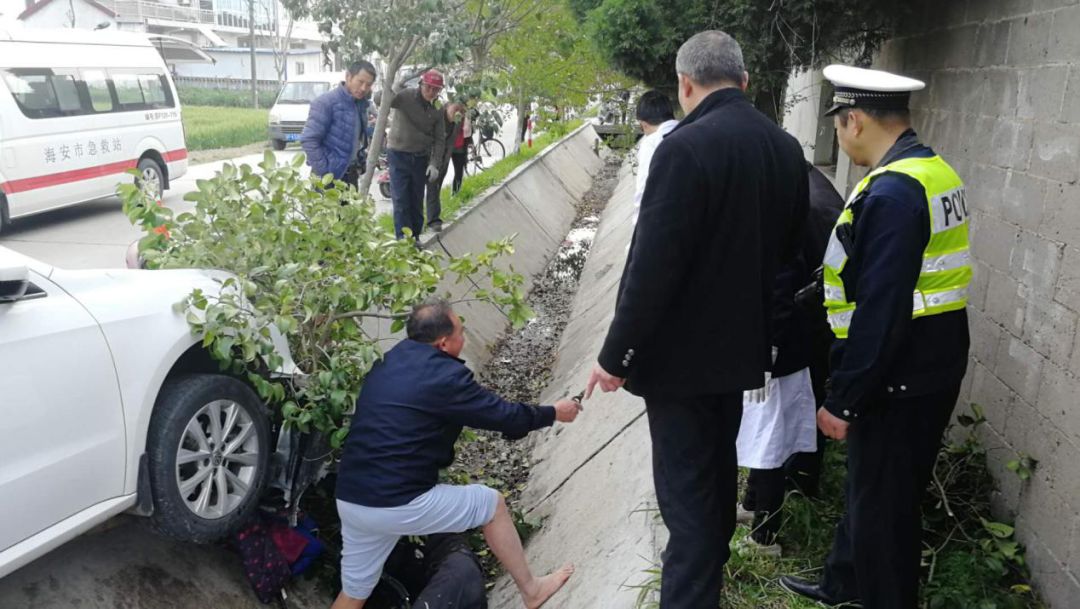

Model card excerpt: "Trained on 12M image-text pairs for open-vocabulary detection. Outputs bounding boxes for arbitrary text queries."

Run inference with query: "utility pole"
[249,0,257,108]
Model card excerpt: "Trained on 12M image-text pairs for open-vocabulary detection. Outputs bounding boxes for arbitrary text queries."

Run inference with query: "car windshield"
[276,82,332,104]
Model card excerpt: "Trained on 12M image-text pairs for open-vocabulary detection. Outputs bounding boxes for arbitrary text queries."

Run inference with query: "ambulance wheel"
[137,158,165,200]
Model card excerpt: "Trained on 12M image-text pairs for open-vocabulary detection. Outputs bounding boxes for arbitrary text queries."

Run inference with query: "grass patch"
[631,406,1045,609]
[376,120,584,233]
[177,87,278,109]
[182,105,269,151]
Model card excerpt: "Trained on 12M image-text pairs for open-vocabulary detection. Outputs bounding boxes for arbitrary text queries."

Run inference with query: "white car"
[0,245,297,579]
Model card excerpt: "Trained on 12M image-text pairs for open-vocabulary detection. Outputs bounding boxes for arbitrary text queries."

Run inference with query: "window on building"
[295,62,305,76]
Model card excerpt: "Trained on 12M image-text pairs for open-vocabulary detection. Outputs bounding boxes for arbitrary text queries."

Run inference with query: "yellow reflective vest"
[823,156,971,339]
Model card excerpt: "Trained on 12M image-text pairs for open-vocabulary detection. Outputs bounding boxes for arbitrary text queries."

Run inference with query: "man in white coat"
[633,91,679,224]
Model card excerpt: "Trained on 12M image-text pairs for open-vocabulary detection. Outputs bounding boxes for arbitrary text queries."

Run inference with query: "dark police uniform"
[819,130,970,609]
[782,64,971,609]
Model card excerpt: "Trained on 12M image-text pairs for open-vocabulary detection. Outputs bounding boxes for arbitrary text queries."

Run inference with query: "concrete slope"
[490,163,666,608]
[426,123,603,368]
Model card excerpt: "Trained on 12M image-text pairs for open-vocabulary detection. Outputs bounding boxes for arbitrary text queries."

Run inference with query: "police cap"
[822,64,925,116]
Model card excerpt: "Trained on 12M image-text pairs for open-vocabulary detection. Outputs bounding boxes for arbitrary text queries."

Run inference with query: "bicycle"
[464,133,505,176]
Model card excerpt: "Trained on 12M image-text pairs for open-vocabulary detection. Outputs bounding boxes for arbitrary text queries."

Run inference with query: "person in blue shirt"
[301,60,376,187]
[332,299,581,609]
[781,66,971,609]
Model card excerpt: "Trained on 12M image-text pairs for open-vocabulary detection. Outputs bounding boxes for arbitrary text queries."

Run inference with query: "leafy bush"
[120,152,532,446]
[182,106,269,151]
[922,405,1043,609]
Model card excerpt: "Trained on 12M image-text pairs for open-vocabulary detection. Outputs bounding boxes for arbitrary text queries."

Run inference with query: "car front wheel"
[147,374,271,542]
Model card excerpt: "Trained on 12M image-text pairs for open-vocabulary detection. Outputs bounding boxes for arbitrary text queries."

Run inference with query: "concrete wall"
[839,1,1080,605]
[423,122,605,370]
[489,161,664,608]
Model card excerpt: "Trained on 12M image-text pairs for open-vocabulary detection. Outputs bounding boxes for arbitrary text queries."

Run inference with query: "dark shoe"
[779,576,862,608]
[428,221,443,233]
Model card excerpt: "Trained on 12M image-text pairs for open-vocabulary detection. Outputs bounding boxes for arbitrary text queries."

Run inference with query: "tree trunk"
[249,0,258,108]
[752,79,786,125]
[512,93,528,155]
[358,51,406,200]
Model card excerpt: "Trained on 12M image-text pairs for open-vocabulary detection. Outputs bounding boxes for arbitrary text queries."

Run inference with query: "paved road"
[1,116,517,270]
[0,149,399,269]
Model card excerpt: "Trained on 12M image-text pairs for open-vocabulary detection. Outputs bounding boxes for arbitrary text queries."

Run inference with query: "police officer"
[780,65,971,609]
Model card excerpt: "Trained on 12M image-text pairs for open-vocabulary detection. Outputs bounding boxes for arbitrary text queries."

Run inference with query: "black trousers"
[820,384,961,609]
[742,468,785,545]
[451,151,467,194]
[784,345,830,495]
[424,155,451,227]
[645,393,743,609]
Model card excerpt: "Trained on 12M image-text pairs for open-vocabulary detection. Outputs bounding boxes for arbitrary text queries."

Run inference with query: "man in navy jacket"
[301,60,376,187]
[332,299,580,609]
[586,30,808,609]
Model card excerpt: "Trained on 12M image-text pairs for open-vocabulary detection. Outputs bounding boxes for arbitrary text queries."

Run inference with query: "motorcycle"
[375,151,391,199]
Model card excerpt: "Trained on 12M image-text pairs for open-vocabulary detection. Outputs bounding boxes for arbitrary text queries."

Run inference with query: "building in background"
[12,0,329,88]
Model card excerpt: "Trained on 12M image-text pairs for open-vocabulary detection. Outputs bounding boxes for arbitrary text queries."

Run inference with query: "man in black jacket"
[585,30,808,609]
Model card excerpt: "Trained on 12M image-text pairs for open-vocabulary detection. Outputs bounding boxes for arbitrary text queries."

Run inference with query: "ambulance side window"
[81,69,114,113]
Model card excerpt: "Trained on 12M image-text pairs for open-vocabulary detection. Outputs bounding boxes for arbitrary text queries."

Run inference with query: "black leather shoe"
[779,576,863,607]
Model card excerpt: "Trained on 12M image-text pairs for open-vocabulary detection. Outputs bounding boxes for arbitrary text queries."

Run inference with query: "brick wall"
[866,1,1080,605]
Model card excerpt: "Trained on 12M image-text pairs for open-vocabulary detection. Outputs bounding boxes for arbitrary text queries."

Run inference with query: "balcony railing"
[104,0,277,32]
[106,0,216,25]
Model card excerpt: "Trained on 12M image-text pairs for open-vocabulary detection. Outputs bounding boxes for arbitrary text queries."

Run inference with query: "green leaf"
[981,518,1015,539]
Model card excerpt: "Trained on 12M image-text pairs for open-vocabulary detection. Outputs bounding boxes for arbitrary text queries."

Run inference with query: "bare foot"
[522,564,575,609]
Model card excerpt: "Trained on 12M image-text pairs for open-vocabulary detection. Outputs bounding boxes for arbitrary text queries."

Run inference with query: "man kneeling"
[332,299,579,609]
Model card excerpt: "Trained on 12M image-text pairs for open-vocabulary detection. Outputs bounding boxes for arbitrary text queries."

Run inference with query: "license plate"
[285,134,300,142]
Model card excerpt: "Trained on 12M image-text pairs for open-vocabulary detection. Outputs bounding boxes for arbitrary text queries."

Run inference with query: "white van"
[0,28,209,234]
[267,71,342,150]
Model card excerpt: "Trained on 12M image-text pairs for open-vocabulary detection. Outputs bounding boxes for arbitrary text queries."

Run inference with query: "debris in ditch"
[448,153,625,576]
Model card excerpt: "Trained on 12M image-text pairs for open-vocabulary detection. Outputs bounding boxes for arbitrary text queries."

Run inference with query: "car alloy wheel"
[175,398,261,520]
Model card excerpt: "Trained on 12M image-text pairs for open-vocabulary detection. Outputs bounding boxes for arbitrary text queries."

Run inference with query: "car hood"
[50,266,299,376]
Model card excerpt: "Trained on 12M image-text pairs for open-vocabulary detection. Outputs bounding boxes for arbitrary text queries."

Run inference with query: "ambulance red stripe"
[0,149,188,196]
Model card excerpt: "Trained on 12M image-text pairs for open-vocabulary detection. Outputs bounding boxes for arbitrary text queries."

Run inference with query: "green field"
[182,105,269,151]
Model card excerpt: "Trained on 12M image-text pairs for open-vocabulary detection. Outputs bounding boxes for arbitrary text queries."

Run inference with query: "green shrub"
[120,152,532,444]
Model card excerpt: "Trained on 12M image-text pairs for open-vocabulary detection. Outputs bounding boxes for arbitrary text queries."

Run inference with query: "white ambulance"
[0,27,210,234]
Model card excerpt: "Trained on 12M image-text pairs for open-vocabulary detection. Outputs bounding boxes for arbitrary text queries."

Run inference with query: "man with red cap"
[386,69,446,240]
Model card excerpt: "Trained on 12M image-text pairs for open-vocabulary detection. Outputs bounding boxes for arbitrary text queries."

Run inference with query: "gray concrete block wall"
[871,1,1080,605]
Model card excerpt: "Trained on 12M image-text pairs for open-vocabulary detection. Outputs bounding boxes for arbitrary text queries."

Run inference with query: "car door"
[0,266,126,554]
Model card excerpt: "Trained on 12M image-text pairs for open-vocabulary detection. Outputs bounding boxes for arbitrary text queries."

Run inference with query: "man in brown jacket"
[386,70,446,240]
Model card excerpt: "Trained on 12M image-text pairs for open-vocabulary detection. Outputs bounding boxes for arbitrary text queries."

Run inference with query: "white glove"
[425,164,439,182]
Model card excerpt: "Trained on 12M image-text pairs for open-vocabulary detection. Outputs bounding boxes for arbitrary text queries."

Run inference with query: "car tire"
[0,194,8,237]
[271,139,287,151]
[147,374,271,543]
[379,181,392,199]
[136,158,165,200]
